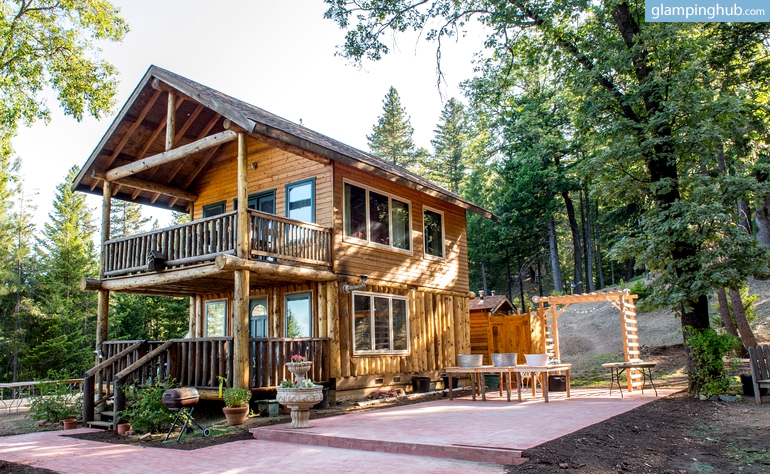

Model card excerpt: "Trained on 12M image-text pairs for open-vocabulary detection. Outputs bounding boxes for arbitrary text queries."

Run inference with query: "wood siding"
[470,310,535,365]
[332,162,469,294]
[191,137,332,228]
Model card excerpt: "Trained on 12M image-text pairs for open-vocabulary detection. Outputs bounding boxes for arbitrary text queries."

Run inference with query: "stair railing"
[83,341,147,424]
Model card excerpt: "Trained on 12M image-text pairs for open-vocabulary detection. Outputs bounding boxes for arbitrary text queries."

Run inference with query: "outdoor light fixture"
[93,349,104,359]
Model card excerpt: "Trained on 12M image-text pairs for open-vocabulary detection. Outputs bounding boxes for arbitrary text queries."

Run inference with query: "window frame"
[342,178,413,254]
[422,206,446,259]
[202,200,227,218]
[284,291,313,338]
[351,291,410,356]
[233,189,276,214]
[285,178,316,223]
[249,296,269,339]
[205,300,227,337]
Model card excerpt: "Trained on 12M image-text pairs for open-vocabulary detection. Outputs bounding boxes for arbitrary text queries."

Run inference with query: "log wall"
[191,138,332,227]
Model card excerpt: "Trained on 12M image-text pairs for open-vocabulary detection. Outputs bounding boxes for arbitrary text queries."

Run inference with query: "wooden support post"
[233,132,250,390]
[96,181,111,352]
[166,91,176,151]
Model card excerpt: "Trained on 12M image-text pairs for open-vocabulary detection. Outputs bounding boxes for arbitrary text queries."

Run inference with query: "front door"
[249,297,268,338]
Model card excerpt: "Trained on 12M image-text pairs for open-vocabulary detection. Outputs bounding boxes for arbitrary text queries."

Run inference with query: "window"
[205,300,227,337]
[353,292,409,354]
[202,201,226,218]
[344,181,411,251]
[249,297,268,338]
[286,179,315,223]
[285,293,312,338]
[234,190,276,214]
[423,207,444,258]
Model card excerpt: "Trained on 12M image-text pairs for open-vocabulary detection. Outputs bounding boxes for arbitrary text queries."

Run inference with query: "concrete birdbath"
[275,356,323,428]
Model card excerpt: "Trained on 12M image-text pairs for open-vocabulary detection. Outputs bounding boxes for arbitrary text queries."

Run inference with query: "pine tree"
[428,98,469,194]
[367,87,417,169]
[110,199,150,238]
[31,166,99,376]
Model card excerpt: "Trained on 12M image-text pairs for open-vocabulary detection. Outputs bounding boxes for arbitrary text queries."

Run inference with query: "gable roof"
[469,294,516,314]
[73,65,496,220]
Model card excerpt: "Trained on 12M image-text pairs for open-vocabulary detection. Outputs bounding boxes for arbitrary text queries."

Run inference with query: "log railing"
[101,210,332,278]
[168,337,233,389]
[248,210,332,266]
[103,212,237,277]
[249,337,330,388]
[83,341,146,425]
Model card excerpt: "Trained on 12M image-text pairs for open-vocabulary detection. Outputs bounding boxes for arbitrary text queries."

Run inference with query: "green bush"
[117,380,176,434]
[223,387,251,407]
[628,280,652,300]
[27,375,82,423]
[685,327,738,397]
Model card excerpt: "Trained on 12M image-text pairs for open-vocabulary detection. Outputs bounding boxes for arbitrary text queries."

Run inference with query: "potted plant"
[286,354,313,384]
[222,387,251,425]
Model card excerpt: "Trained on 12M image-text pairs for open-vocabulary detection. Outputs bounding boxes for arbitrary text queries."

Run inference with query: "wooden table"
[602,362,657,397]
[0,379,84,413]
[512,364,572,403]
[444,366,517,402]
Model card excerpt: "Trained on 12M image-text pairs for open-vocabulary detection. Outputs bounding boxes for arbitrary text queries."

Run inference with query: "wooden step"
[87,420,113,430]
[100,410,115,418]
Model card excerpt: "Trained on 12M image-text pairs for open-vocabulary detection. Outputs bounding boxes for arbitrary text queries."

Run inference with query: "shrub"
[223,387,251,407]
[117,380,176,434]
[685,327,738,397]
[27,374,82,423]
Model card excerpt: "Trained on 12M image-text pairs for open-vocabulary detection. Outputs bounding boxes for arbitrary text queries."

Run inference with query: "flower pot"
[286,361,313,384]
[117,423,131,435]
[223,406,249,426]
[61,419,78,430]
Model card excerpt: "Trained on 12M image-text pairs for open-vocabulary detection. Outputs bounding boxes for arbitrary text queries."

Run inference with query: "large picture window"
[205,300,227,337]
[353,292,409,354]
[423,207,444,258]
[344,181,411,251]
[285,293,312,338]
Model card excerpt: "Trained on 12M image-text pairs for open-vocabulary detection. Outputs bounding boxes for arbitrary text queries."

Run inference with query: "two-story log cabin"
[74,66,495,425]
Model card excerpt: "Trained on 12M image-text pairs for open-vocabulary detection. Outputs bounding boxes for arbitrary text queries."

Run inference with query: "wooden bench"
[749,344,770,405]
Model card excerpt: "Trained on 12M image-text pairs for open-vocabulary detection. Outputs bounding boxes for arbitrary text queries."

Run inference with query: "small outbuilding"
[469,291,534,365]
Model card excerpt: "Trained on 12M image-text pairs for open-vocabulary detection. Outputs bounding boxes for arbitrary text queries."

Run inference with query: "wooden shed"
[469,292,533,365]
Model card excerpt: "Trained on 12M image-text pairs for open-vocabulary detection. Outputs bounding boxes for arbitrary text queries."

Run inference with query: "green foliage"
[367,86,418,169]
[223,387,251,408]
[27,373,82,423]
[0,0,127,149]
[628,280,652,301]
[110,294,189,341]
[117,380,176,434]
[425,98,470,194]
[685,327,738,396]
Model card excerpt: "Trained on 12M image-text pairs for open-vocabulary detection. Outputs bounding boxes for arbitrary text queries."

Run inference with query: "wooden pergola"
[536,290,643,392]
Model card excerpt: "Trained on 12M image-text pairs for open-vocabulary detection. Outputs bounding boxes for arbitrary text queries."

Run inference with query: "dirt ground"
[1,279,769,473]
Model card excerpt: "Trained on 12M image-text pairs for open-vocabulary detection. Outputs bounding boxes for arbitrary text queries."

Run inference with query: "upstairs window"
[344,181,411,251]
[286,178,315,223]
[353,292,409,354]
[423,207,444,258]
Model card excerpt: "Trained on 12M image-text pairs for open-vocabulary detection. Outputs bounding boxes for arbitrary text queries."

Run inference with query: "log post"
[233,132,250,389]
[166,91,176,150]
[96,181,111,354]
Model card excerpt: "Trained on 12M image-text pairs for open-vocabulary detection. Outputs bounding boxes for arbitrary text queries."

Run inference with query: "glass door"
[249,297,268,338]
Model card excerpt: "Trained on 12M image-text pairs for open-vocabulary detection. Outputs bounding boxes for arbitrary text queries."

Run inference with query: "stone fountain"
[275,359,324,428]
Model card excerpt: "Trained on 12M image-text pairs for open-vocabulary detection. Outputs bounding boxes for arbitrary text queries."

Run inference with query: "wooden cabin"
[469,292,533,365]
[74,66,495,425]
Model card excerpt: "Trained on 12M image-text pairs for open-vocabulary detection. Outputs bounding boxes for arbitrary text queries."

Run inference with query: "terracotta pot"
[223,406,249,425]
[117,423,131,435]
[61,419,78,430]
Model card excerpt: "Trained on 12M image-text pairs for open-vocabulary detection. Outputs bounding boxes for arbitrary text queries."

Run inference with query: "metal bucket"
[457,354,483,367]
[491,353,517,367]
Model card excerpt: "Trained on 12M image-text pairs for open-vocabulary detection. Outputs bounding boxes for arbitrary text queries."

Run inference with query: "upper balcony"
[103,209,332,278]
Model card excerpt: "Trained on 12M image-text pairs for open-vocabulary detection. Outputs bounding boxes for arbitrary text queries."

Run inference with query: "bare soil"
[2,279,769,473]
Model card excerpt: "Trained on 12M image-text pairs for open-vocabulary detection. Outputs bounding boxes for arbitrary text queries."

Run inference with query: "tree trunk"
[738,200,752,235]
[594,202,605,289]
[729,288,757,349]
[480,261,488,296]
[548,217,564,293]
[625,257,635,282]
[582,190,595,292]
[756,192,770,247]
[716,288,748,357]
[562,190,584,294]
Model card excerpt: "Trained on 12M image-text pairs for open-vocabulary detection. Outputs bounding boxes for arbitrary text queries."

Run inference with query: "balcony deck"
[98,210,333,292]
